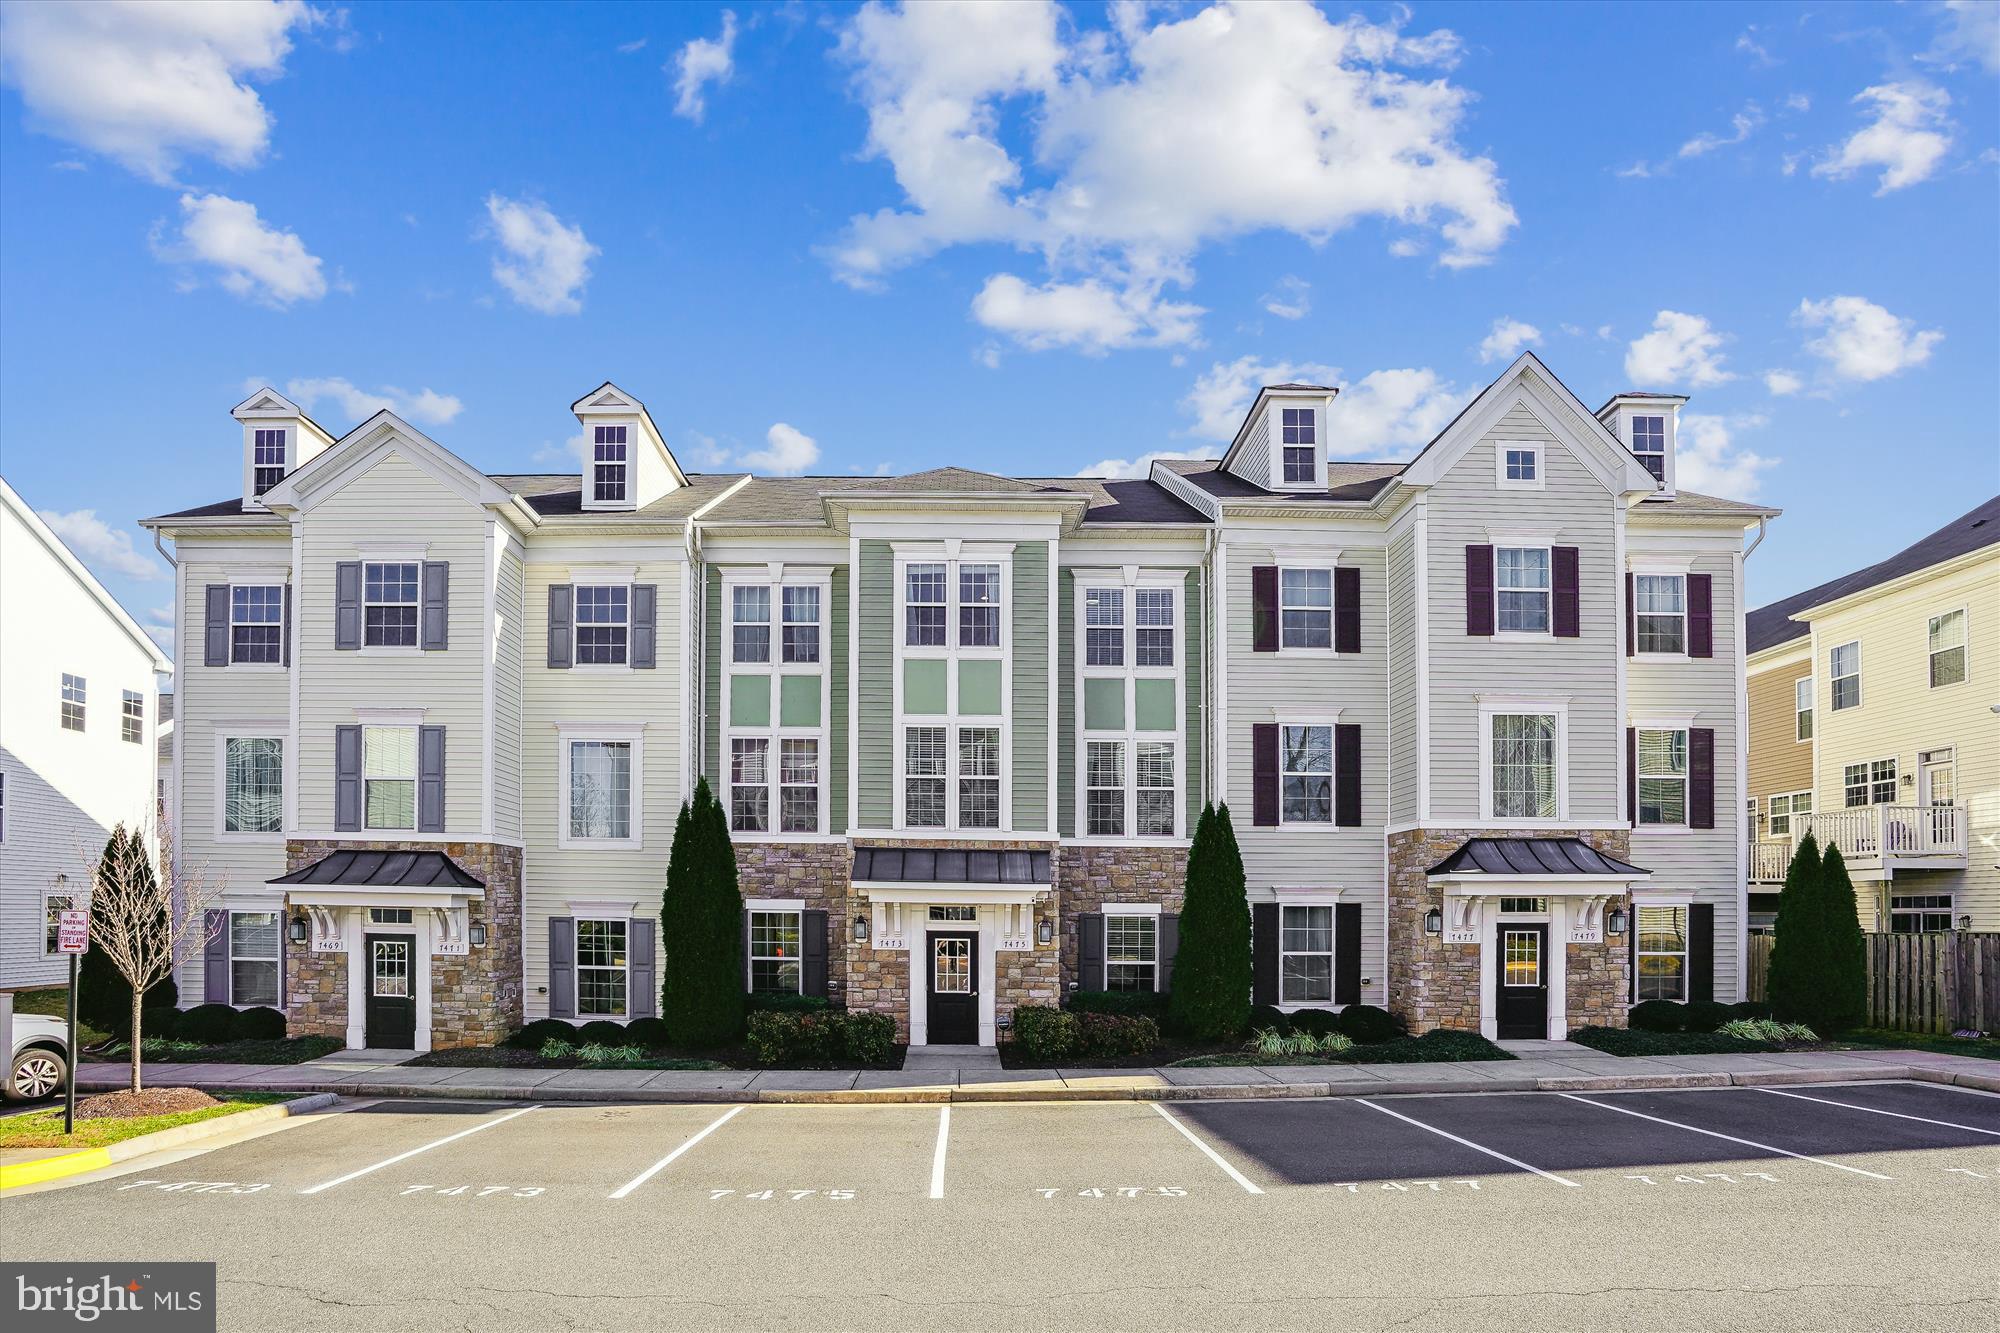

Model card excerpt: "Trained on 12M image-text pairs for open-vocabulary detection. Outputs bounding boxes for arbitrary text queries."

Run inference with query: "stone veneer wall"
[282,839,523,1050]
[735,840,853,1006]
[1386,827,1631,1034]
[1057,845,1189,999]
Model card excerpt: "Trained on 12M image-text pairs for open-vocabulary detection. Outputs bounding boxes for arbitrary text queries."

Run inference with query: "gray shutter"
[282,582,293,668]
[802,910,829,997]
[1334,903,1362,1006]
[631,584,657,669]
[548,917,575,1018]
[204,910,229,1003]
[628,918,657,1018]
[334,725,363,831]
[1252,902,1279,1006]
[1158,913,1180,994]
[547,584,573,669]
[335,562,362,650]
[420,562,449,651]
[418,726,446,833]
[204,585,230,666]
[1077,913,1104,991]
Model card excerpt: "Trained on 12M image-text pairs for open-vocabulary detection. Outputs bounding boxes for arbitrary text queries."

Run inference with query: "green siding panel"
[1084,677,1124,730]
[730,674,770,727]
[780,674,821,728]
[857,542,894,827]
[1010,541,1049,831]
[903,659,947,714]
[958,659,1002,715]
[829,569,848,835]
[1056,571,1075,837]
[1185,568,1204,830]
[1134,678,1176,732]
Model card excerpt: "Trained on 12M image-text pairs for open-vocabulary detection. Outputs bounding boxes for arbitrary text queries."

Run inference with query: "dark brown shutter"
[1688,904,1715,1003]
[204,585,230,666]
[1333,565,1361,653]
[334,725,363,831]
[1625,727,1637,826]
[1552,546,1580,638]
[1251,723,1279,827]
[802,910,828,997]
[334,561,362,650]
[1689,727,1715,829]
[1333,724,1362,827]
[204,910,229,1003]
[628,919,657,1018]
[1158,913,1180,994]
[1252,902,1279,1006]
[1624,571,1636,657]
[1334,902,1362,1006]
[1465,545,1494,636]
[1077,914,1104,991]
[1687,573,1714,658]
[547,584,573,669]
[1250,566,1279,652]
[548,918,575,1018]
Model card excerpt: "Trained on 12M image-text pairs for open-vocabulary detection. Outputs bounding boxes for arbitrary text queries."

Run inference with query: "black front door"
[1495,924,1549,1040]
[364,933,416,1049]
[925,932,977,1045]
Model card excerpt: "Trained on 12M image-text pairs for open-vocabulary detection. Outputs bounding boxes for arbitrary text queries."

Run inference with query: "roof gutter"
[152,527,177,569]
[1743,515,1768,560]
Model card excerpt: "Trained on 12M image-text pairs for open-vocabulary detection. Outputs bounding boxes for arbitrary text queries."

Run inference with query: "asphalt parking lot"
[8,1080,1998,1330]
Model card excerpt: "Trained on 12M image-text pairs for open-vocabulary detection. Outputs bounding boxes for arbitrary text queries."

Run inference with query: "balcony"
[1750,841,1791,884]
[1795,803,1967,874]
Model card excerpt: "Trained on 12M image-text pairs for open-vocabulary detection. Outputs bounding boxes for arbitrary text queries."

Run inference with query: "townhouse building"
[142,354,1771,1052]
[1746,497,1997,933]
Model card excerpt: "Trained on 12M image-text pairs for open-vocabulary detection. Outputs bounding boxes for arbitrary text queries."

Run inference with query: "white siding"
[492,537,525,841]
[1386,524,1418,824]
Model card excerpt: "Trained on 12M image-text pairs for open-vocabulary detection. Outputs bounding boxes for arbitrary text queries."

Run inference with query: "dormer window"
[592,426,628,503]
[252,429,287,495]
[1631,415,1666,483]
[1280,407,1318,485]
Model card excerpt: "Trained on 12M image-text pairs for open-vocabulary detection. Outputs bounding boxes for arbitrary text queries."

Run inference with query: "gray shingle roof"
[1161,458,1406,503]
[500,471,744,519]
[1748,495,2000,655]
[1427,838,1649,877]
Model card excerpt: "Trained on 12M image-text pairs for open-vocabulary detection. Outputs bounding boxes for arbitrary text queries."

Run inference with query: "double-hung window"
[1135,589,1174,667]
[1491,713,1558,819]
[1280,725,1332,824]
[575,585,629,665]
[957,727,1000,829]
[122,690,143,743]
[231,585,283,663]
[905,564,947,646]
[1631,415,1666,483]
[1928,610,1966,688]
[1843,759,1896,808]
[592,425,628,503]
[1085,588,1124,666]
[727,574,828,836]
[1078,577,1182,840]
[731,737,770,832]
[1279,569,1332,649]
[575,919,628,1016]
[1634,906,1687,1001]
[229,911,281,1006]
[1767,790,1811,837]
[782,587,820,664]
[1496,548,1551,633]
[1636,729,1689,826]
[1280,407,1317,485]
[1279,905,1333,1004]
[362,725,417,830]
[363,562,419,648]
[224,737,284,833]
[1634,575,1686,654]
[732,586,771,663]
[1890,893,1953,933]
[1086,740,1125,836]
[252,428,287,495]
[748,910,802,992]
[1136,742,1175,836]
[904,726,947,827]
[43,892,76,955]
[780,739,819,833]
[959,564,1001,648]
[1105,914,1158,991]
[60,674,85,731]
[1794,676,1814,741]
[568,740,633,841]
[1829,641,1861,711]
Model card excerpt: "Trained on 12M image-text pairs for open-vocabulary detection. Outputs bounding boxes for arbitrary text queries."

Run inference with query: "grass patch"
[89,1036,344,1065]
[1169,1029,1513,1068]
[1830,1029,2000,1062]
[0,1094,294,1150]
[9,989,110,1046]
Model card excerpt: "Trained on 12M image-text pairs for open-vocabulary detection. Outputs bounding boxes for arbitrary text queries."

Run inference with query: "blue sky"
[2,0,1994,657]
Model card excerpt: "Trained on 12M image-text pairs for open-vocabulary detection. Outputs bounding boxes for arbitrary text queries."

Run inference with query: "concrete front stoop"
[902,1044,1002,1073]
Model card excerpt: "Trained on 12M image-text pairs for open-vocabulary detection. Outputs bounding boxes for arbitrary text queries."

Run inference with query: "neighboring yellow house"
[1745,496,1999,932]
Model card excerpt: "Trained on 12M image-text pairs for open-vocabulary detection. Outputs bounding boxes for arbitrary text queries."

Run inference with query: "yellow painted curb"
[0,1147,114,1189]
[0,1092,337,1191]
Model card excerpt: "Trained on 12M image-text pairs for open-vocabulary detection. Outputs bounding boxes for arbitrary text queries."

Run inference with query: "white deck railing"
[1795,803,1965,863]
[1750,841,1791,882]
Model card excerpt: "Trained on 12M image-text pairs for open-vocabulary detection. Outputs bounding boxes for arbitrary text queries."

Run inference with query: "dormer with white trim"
[233,388,338,512]
[571,382,688,512]
[1217,383,1340,492]
[1596,392,1687,499]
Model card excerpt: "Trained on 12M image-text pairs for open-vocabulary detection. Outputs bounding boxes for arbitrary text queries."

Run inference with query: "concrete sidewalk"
[73,1045,2000,1104]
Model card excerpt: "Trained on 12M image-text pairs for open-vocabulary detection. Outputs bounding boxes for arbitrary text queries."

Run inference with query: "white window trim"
[1630,568,1690,660]
[360,558,422,653]
[746,906,806,994]
[588,424,632,509]
[250,425,289,498]
[1493,545,1554,640]
[59,673,86,732]
[1843,756,1898,808]
[556,721,647,850]
[227,909,283,1008]
[1102,909,1161,993]
[360,721,420,833]
[227,578,288,671]
[1269,402,1324,492]
[1073,570,1186,844]
[573,917,630,1019]
[1629,412,1671,491]
[1495,440,1545,491]
[892,544,1013,832]
[1766,788,1812,837]
[1632,902,1689,1003]
[214,725,289,842]
[571,575,635,674]
[722,566,833,839]
[1794,674,1814,743]
[1829,640,1862,711]
[1927,605,1969,690]
[1633,725,1690,831]
[1477,695,1570,824]
[1275,714,1342,828]
[1276,900,1338,1010]
[43,888,82,956]
[1274,560,1339,656]
[1889,891,1956,932]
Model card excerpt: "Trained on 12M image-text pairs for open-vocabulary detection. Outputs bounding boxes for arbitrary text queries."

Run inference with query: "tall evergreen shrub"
[1814,844,1869,1034]
[1168,802,1253,1040]
[1764,832,1821,1025]
[660,778,746,1046]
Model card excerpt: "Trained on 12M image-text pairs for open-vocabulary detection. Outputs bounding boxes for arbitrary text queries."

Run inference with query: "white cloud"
[1763,369,1803,396]
[1077,446,1218,480]
[829,1,1514,348]
[1260,275,1310,320]
[1783,92,1811,114]
[672,9,737,123]
[483,194,598,315]
[970,272,1202,352]
[618,37,648,55]
[284,377,464,427]
[153,192,326,306]
[1478,316,1540,364]
[1921,0,2000,75]
[1677,413,1777,498]
[0,0,320,184]
[1387,237,1424,258]
[1813,82,1954,194]
[38,508,166,581]
[1329,368,1465,458]
[1624,310,1735,389]
[1182,355,1338,442]
[1794,295,1943,382]
[1734,28,1776,67]
[741,422,821,475]
[1678,103,1763,159]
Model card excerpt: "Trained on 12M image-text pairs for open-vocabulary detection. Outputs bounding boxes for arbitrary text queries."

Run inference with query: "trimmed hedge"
[1333,1004,1405,1045]
[176,1003,239,1045]
[1682,1000,1733,1034]
[1286,1009,1341,1038]
[747,992,832,1015]
[745,1010,898,1068]
[1066,990,1170,1019]
[1362,1029,1510,1063]
[1007,1006,1159,1062]
[1628,1000,1687,1032]
[577,1020,632,1046]
[623,1017,672,1048]
[507,1019,581,1050]
[1571,1025,1772,1056]
[1010,1007,1079,1064]
[1247,1004,1289,1034]
[141,1005,180,1041]
[229,1006,287,1041]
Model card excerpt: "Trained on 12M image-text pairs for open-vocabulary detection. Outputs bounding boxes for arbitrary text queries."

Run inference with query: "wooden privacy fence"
[1744,931,2000,1034]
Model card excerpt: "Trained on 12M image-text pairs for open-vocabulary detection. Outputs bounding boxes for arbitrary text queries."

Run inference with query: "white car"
[6,1015,71,1102]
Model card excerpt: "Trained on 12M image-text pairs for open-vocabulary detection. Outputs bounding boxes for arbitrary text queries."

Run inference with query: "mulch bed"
[74,1088,220,1120]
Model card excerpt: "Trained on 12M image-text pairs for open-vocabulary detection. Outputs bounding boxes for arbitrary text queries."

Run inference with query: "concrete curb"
[0,1092,338,1190]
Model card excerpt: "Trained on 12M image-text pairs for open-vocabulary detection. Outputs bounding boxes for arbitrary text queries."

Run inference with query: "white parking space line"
[929,1107,951,1200]
[1150,1104,1264,1195]
[1754,1087,2000,1137]
[1559,1094,1893,1180]
[609,1106,745,1201]
[1356,1099,1581,1188]
[299,1106,537,1196]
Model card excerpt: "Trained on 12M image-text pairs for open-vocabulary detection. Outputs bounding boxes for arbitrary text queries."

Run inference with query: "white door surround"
[855,887,1048,1046]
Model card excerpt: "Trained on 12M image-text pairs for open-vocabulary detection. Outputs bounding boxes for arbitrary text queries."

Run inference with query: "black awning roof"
[1427,838,1648,877]
[271,850,486,889]
[851,846,1053,886]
